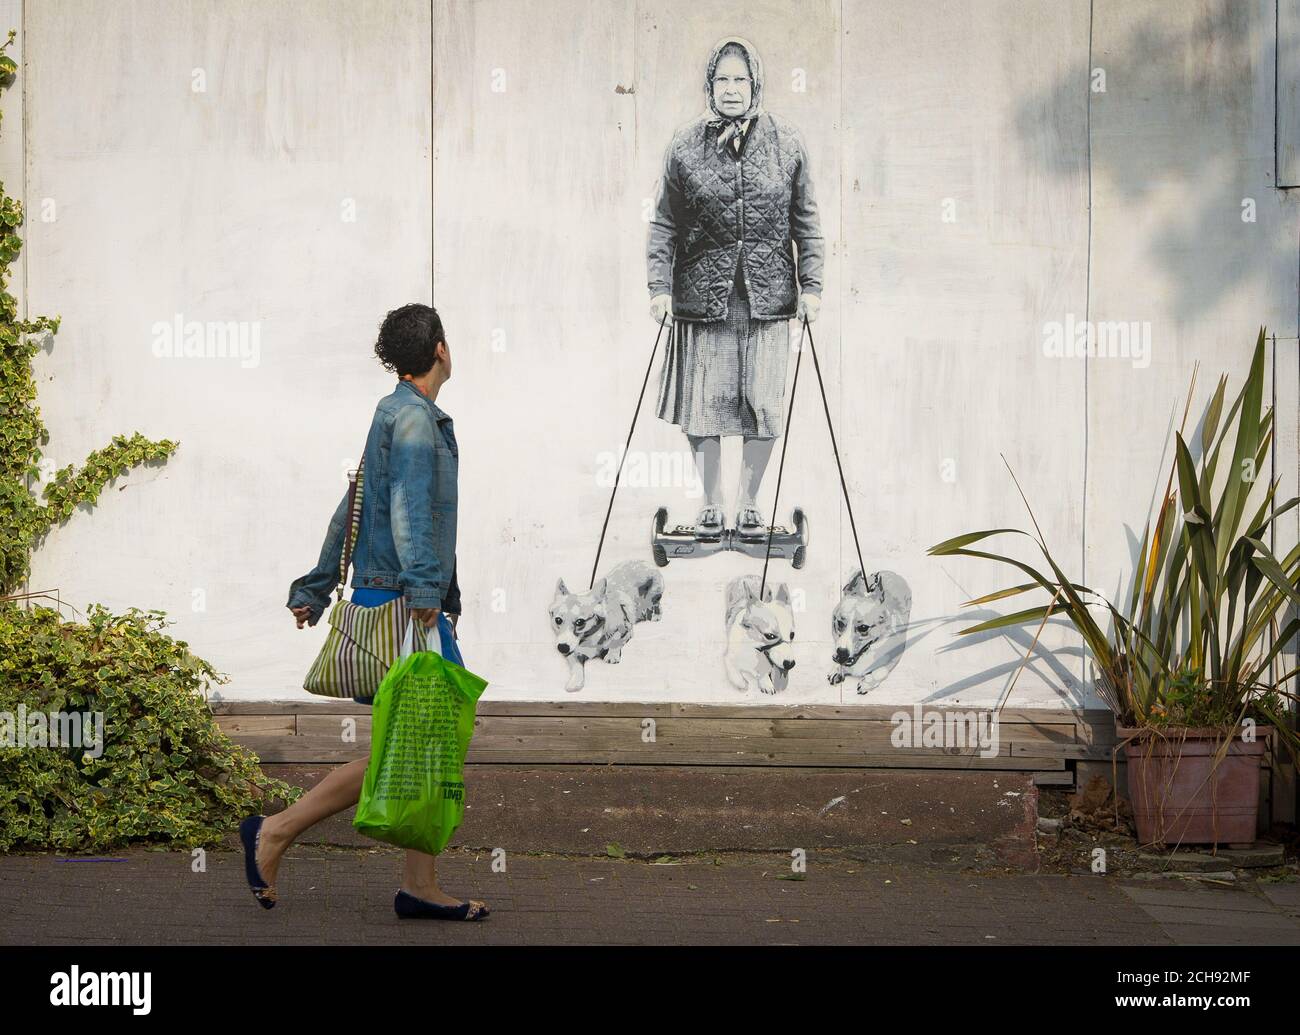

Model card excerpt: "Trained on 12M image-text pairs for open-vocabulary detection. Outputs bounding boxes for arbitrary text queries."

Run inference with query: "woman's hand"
[649,294,673,325]
[410,606,441,629]
[797,293,821,324]
[290,605,313,629]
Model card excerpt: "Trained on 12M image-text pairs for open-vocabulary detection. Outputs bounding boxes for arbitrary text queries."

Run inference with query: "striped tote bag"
[303,594,410,698]
[302,444,409,699]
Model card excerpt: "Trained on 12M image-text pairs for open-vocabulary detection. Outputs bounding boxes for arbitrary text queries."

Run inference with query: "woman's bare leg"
[739,435,776,509]
[252,755,486,910]
[255,756,367,886]
[399,850,484,910]
[686,432,723,510]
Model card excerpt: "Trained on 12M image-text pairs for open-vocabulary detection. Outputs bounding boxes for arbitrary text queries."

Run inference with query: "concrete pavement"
[2,845,1297,945]
[2,765,1296,945]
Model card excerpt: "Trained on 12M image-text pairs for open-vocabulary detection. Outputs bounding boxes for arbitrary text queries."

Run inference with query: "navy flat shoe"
[394,889,490,921]
[239,815,277,909]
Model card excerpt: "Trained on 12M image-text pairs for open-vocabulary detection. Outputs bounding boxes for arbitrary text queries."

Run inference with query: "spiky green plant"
[930,328,1298,765]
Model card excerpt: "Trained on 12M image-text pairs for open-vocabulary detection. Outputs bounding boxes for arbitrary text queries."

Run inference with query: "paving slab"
[1,847,1295,946]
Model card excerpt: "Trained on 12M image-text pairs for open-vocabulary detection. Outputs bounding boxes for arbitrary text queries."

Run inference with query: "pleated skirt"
[655,278,790,439]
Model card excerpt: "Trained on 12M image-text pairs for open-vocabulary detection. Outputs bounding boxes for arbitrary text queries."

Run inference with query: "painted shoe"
[735,506,767,538]
[394,889,490,921]
[694,505,725,540]
[238,814,277,910]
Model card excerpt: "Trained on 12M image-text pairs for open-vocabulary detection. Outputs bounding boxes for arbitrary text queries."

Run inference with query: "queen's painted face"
[711,51,752,118]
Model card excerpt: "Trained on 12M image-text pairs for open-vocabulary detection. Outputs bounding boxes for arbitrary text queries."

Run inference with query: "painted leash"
[760,314,867,595]
[589,312,670,589]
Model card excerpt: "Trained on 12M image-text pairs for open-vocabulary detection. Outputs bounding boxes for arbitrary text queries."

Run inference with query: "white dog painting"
[724,574,796,694]
[550,560,664,691]
[828,569,912,694]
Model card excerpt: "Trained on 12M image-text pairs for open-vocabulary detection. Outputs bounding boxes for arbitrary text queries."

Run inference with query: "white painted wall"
[17,0,1299,710]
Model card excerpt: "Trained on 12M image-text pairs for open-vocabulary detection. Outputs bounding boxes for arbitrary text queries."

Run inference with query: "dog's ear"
[774,583,791,605]
[848,570,890,602]
[593,577,608,598]
[879,571,913,622]
[843,569,868,596]
[555,577,569,597]
[760,582,774,603]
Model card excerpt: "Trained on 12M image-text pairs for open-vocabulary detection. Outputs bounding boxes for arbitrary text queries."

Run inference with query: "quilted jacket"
[646,111,825,321]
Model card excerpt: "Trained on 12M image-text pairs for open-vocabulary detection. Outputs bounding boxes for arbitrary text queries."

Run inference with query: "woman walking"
[240,303,488,921]
[647,35,824,540]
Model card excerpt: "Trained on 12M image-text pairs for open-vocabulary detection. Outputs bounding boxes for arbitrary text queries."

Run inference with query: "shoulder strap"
[336,441,367,601]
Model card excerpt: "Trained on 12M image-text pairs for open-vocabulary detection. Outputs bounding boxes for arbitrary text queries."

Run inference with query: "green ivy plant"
[0,603,299,851]
[0,31,300,849]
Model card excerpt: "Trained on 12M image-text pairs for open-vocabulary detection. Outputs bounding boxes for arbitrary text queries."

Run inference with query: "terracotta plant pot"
[1117,724,1269,846]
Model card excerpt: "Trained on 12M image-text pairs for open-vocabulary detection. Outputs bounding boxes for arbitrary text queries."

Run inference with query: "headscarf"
[703,36,764,153]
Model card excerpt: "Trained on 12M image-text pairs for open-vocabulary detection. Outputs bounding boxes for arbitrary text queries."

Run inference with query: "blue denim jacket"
[286,379,460,626]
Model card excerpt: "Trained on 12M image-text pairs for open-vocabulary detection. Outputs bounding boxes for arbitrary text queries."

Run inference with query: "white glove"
[796,293,821,324]
[649,294,673,325]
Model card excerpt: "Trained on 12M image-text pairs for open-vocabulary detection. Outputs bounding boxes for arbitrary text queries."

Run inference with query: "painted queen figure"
[647,35,824,541]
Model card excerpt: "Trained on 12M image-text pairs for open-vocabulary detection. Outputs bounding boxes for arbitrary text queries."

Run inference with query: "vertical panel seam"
[1276,0,1281,186]
[436,0,441,305]
[1082,0,1094,702]
[18,0,28,599]
[838,0,844,601]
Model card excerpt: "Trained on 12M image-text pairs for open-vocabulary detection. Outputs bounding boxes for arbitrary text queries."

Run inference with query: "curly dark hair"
[374,303,445,376]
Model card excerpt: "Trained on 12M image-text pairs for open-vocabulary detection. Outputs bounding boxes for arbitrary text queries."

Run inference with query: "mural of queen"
[647,35,825,541]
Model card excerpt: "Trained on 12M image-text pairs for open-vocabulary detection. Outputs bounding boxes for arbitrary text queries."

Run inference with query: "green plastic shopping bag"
[354,620,488,855]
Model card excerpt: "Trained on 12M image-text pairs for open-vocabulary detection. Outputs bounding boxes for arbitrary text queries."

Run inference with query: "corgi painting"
[828,569,912,694]
[723,574,796,694]
[550,560,664,691]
